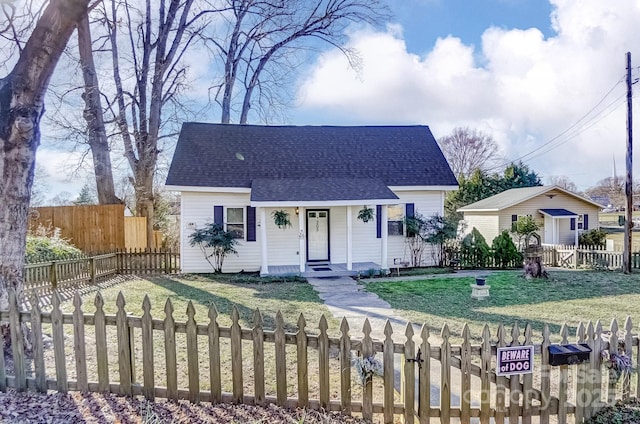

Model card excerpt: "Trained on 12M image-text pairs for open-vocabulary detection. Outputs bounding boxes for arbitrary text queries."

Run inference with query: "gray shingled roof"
[251,178,398,202]
[458,186,604,212]
[165,124,458,194]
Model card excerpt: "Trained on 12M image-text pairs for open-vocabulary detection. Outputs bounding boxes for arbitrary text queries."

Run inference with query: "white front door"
[307,210,329,262]
[544,216,555,244]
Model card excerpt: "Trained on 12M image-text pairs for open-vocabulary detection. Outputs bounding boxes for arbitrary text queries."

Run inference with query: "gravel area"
[0,389,371,423]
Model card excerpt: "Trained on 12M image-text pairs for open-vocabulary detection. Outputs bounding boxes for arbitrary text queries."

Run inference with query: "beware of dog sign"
[497,345,534,376]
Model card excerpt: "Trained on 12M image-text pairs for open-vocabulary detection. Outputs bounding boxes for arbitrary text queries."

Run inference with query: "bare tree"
[546,175,577,193]
[437,127,500,179]
[0,0,89,310]
[209,0,389,124]
[77,8,120,204]
[101,0,209,247]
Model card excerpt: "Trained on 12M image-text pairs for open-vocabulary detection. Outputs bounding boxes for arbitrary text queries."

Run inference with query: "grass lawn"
[363,269,640,342]
[67,274,339,332]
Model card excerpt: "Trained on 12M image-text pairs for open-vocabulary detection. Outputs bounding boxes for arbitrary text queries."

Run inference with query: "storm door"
[306,210,329,262]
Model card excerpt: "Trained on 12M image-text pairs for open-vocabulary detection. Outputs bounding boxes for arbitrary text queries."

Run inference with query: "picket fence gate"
[0,288,637,424]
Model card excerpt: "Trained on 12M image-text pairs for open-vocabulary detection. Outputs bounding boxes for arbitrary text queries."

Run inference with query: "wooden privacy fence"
[24,250,180,294]
[1,288,638,424]
[542,245,640,270]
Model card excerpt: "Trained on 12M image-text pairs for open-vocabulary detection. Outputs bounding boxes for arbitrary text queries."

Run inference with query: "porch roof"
[250,177,399,206]
[539,208,577,217]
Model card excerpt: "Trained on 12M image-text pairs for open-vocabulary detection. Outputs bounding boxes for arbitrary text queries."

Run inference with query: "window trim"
[225,206,245,240]
[387,204,404,236]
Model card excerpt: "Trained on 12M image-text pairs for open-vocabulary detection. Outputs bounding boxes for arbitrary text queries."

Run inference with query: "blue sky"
[392,0,554,52]
[34,0,640,199]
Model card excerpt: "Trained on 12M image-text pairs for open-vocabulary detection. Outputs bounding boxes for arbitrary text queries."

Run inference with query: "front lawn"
[65,274,338,332]
[363,270,640,341]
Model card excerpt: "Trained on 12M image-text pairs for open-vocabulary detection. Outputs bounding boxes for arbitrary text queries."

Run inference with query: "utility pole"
[623,51,633,274]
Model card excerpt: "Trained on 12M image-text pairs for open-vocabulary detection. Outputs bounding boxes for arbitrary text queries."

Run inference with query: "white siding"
[181,192,261,273]
[498,189,600,245]
[385,190,444,267]
[460,213,501,243]
[180,189,447,272]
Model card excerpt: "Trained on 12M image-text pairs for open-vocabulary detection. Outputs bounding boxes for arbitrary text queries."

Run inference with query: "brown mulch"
[0,389,371,423]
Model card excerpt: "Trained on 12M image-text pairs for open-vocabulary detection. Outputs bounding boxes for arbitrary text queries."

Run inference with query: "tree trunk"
[0,0,90,310]
[77,12,120,205]
[134,163,156,249]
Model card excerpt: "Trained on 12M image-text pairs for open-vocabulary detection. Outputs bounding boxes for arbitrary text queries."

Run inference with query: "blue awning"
[539,208,577,217]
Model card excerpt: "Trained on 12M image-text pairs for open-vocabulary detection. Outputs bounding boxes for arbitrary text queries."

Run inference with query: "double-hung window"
[387,205,404,236]
[226,207,244,239]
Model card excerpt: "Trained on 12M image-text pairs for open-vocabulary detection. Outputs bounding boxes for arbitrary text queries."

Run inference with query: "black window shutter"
[246,206,256,242]
[376,205,382,239]
[570,218,575,230]
[584,214,589,230]
[406,203,415,218]
[214,206,223,226]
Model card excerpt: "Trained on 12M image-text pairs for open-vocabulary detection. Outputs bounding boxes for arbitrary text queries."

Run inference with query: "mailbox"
[548,343,592,366]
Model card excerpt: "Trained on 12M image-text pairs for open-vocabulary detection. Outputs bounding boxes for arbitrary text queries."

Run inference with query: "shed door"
[307,210,329,262]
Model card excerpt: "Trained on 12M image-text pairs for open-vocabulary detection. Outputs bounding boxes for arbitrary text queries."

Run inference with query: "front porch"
[265,262,381,278]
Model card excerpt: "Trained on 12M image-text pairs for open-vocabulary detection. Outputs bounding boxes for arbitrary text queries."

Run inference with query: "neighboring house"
[165,123,458,275]
[457,186,603,246]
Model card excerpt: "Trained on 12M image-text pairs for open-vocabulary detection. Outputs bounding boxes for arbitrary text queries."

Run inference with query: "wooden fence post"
[339,318,351,416]
[296,314,308,408]
[73,292,88,392]
[383,321,395,424]
[116,292,132,395]
[8,289,25,391]
[230,306,243,403]
[362,319,374,422]
[275,311,287,407]
[558,324,569,424]
[419,324,431,424]
[51,291,67,392]
[164,298,178,400]
[318,315,330,410]
[540,325,551,424]
[252,309,265,406]
[461,324,471,424]
[480,325,491,424]
[30,292,46,392]
[94,292,109,392]
[441,324,451,424]
[495,324,506,424]
[50,261,57,290]
[208,304,221,404]
[186,301,200,403]
[141,295,155,400]
[509,324,521,424]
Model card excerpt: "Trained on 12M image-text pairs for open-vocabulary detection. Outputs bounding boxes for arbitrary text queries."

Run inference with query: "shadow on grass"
[146,275,323,331]
[366,270,640,338]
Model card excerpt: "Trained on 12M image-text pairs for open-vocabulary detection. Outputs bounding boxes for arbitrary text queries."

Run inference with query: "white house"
[165,124,458,275]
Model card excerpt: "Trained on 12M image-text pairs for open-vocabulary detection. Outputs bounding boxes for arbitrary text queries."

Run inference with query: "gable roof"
[457,185,604,212]
[165,123,458,191]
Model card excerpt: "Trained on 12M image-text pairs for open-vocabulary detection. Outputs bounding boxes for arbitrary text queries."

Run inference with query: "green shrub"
[579,228,608,248]
[25,227,82,263]
[491,230,523,268]
[461,227,491,268]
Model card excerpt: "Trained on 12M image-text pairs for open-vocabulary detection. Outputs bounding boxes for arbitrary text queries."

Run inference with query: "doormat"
[313,267,332,271]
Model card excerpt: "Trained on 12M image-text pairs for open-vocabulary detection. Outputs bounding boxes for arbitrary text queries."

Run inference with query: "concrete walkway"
[307,270,495,341]
[306,272,492,413]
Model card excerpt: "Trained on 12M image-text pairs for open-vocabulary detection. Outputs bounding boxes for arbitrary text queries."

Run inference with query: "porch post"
[260,208,269,275]
[552,218,558,244]
[346,206,353,270]
[298,207,305,273]
[381,205,388,270]
[574,217,579,246]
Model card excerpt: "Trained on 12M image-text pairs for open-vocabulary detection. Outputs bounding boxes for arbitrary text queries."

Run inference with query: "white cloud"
[295,0,640,191]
